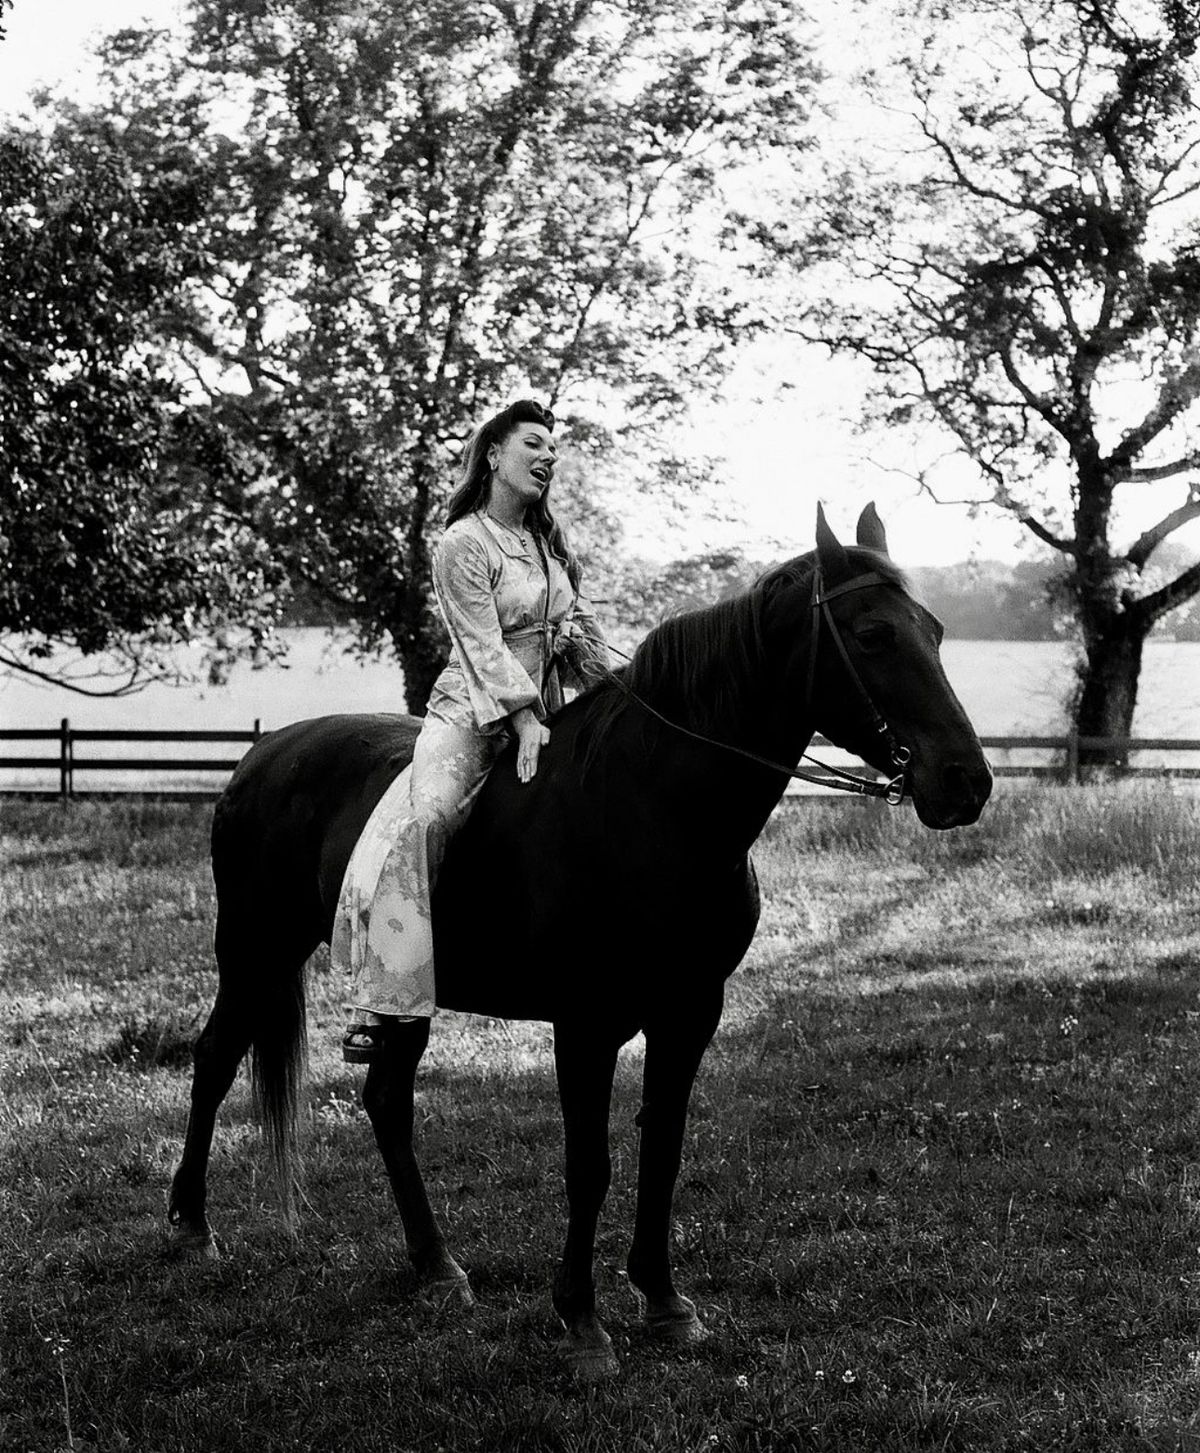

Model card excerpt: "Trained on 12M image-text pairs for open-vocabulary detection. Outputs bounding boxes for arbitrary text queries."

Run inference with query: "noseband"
[606,563,914,804]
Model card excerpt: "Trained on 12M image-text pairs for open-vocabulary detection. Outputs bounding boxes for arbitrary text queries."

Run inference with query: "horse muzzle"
[910,754,993,830]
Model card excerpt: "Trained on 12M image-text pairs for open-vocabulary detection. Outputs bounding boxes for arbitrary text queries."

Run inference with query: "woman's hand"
[512,707,551,784]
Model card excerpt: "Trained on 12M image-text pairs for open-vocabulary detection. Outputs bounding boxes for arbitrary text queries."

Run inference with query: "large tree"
[0,119,283,694]
[769,0,1200,768]
[34,0,813,710]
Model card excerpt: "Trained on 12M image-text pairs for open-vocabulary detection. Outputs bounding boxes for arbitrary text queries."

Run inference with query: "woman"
[334,399,610,1061]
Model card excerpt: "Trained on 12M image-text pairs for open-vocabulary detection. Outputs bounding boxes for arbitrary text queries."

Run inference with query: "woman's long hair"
[446,399,581,591]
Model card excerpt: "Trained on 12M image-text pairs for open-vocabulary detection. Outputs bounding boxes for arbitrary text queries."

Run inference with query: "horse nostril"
[941,762,966,795]
[943,759,993,805]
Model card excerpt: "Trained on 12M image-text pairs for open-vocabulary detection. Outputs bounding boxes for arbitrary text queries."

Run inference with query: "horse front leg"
[626,993,723,1344]
[362,1018,473,1308]
[552,1022,622,1380]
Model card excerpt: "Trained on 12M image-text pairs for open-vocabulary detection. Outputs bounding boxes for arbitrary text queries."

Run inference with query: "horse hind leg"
[361,1018,473,1309]
[168,978,254,1256]
[168,912,314,1254]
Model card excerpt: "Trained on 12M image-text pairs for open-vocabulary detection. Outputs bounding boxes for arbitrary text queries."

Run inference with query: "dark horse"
[169,504,991,1378]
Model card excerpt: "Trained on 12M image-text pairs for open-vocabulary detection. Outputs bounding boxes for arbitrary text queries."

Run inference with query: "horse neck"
[606,604,819,850]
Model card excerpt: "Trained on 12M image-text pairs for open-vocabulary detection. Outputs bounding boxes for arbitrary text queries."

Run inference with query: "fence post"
[253,717,262,740]
[59,717,72,800]
[1065,731,1079,783]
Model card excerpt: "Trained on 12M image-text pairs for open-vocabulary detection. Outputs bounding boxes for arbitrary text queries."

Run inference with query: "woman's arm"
[433,530,542,730]
[510,705,551,784]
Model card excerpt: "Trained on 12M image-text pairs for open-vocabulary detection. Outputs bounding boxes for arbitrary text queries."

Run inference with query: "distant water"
[2,630,1198,791]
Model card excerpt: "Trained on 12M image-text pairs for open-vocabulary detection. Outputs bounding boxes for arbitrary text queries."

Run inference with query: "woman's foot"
[342,1020,387,1063]
[341,1013,422,1062]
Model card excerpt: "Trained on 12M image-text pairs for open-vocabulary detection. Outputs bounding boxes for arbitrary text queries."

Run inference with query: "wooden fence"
[0,720,263,798]
[1,720,1199,799]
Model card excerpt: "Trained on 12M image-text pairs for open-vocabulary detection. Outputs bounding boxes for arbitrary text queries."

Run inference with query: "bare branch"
[1109,355,1200,471]
[1147,135,1200,205]
[996,341,1063,433]
[1127,495,1200,568]
[1156,174,1200,209]
[1019,512,1076,554]
[1136,557,1200,625]
[1125,452,1200,483]
[0,645,156,697]
[915,106,1056,222]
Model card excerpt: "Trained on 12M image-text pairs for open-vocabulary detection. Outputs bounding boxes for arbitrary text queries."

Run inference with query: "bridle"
[802,565,913,801]
[602,564,914,805]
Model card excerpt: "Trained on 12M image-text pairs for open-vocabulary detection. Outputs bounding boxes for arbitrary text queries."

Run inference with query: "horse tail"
[249,967,309,1231]
[210,712,414,1230]
[212,774,315,1233]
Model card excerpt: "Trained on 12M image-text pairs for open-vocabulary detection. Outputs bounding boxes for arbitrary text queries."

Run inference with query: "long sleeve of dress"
[433,529,542,730]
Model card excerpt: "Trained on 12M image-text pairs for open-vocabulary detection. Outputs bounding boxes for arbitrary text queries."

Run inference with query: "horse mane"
[573,546,912,769]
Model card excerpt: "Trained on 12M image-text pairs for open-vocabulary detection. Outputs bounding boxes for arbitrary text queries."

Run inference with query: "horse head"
[768,504,992,829]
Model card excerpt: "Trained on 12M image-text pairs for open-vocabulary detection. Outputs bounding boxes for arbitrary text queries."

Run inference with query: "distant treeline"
[908,556,1200,641]
[623,547,1200,643]
[280,548,1200,642]
[908,560,1078,641]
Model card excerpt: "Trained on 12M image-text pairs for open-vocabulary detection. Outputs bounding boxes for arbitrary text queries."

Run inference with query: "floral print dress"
[332,510,608,1017]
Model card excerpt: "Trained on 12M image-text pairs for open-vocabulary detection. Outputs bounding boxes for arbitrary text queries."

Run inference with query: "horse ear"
[856,501,889,555]
[815,503,849,576]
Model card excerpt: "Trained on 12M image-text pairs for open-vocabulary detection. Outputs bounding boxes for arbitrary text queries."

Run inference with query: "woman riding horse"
[169,500,993,1380]
[335,399,609,1061]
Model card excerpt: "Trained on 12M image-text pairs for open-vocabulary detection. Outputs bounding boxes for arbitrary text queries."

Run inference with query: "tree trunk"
[391,433,449,716]
[1071,614,1146,777]
[1066,456,1148,778]
[395,610,447,717]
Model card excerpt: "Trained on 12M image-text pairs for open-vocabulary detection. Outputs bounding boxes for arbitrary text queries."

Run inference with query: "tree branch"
[1124,451,1200,483]
[1127,495,1200,568]
[996,341,1063,433]
[0,643,158,697]
[916,106,1056,222]
[1109,354,1200,472]
[1019,512,1076,554]
[1136,557,1200,626]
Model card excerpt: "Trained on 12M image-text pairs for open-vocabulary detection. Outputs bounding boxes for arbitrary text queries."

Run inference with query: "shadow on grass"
[102,1014,203,1070]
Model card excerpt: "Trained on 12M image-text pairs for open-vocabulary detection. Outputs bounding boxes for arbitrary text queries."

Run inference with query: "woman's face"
[488,421,557,514]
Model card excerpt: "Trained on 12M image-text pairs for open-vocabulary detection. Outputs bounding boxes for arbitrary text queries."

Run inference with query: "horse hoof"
[644,1295,706,1345]
[170,1226,220,1260]
[556,1328,620,1382]
[419,1273,475,1311]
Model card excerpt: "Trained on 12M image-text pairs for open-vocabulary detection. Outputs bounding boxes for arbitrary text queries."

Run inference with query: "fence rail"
[0,719,263,798]
[2,720,1200,799]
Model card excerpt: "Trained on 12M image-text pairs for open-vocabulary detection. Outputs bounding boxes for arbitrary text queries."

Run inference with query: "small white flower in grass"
[735,1374,749,1389]
[814,1369,825,1381]
[842,1369,856,1384]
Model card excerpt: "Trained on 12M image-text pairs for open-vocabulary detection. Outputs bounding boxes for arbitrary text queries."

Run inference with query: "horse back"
[212,713,421,937]
[433,703,764,1021]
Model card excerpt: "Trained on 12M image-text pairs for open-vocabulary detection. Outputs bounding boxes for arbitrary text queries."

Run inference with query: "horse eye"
[855,622,895,652]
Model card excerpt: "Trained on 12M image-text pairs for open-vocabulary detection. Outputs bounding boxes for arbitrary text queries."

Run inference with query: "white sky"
[2,1,1196,568]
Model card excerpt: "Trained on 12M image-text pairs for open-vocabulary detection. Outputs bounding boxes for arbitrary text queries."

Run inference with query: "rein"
[600,565,911,805]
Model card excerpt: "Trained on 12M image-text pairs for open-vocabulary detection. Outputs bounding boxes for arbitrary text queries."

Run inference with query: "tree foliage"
[19,0,814,708]
[769,0,1200,762]
[0,118,283,694]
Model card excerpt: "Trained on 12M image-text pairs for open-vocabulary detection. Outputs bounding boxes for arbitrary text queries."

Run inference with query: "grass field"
[3,786,1200,1452]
